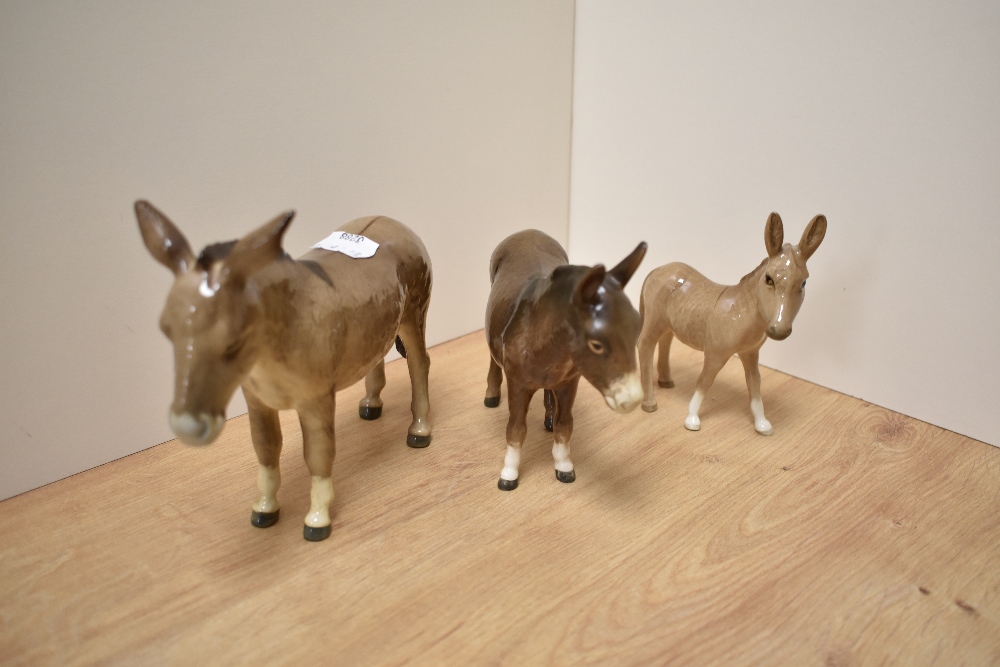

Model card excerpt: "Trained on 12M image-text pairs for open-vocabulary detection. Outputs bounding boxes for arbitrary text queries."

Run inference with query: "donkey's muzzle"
[766,326,792,341]
[603,372,643,414]
[169,410,225,446]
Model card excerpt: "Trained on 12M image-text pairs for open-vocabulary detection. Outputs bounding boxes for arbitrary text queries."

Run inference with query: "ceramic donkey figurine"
[484,230,647,490]
[137,201,433,541]
[637,212,826,434]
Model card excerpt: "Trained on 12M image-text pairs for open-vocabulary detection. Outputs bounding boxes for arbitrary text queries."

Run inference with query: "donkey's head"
[562,242,647,413]
[136,201,293,445]
[756,212,827,341]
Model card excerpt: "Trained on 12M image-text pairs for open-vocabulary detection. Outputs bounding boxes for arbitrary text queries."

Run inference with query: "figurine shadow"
[227,371,427,542]
[649,347,803,430]
[481,385,601,485]
[481,383,672,501]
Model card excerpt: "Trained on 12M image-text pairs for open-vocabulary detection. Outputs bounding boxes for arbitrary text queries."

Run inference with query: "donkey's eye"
[765,274,775,287]
[587,339,606,354]
[801,280,807,290]
[223,340,245,360]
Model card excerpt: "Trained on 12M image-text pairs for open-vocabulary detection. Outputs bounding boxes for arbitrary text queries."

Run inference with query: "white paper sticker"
[313,231,379,258]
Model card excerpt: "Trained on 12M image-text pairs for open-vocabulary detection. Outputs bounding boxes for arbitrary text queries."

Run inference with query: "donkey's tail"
[395,336,407,359]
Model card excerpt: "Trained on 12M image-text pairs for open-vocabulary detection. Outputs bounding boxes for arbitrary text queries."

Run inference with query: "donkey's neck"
[720,258,768,330]
[249,256,333,349]
[735,257,768,289]
[724,259,762,298]
[525,270,583,357]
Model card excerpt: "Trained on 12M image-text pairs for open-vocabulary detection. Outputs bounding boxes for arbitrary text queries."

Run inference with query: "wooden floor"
[1,332,998,666]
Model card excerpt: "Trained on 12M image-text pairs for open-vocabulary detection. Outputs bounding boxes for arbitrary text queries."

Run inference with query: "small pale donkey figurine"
[484,230,647,490]
[137,201,433,541]
[637,212,827,434]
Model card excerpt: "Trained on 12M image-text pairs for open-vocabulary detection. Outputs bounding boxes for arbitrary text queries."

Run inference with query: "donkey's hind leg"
[543,389,555,431]
[638,317,669,413]
[484,356,503,408]
[657,332,675,388]
[398,314,432,448]
[358,359,387,420]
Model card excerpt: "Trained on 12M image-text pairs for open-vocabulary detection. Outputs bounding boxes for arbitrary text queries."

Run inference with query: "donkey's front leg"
[498,384,535,491]
[299,393,336,542]
[685,351,729,431]
[739,349,772,435]
[637,319,669,413]
[358,359,386,420]
[543,389,555,431]
[246,391,283,528]
[551,379,580,483]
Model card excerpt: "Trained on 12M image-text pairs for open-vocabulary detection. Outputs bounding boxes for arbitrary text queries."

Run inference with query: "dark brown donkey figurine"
[484,230,647,490]
[637,212,826,435]
[137,201,433,541]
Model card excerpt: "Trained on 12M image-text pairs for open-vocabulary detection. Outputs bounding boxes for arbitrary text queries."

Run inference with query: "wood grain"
[1,331,997,666]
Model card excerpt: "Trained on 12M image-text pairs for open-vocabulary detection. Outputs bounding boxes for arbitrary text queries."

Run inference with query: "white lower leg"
[252,465,280,513]
[685,390,704,430]
[552,441,574,473]
[305,476,334,528]
[500,445,521,481]
[750,397,773,435]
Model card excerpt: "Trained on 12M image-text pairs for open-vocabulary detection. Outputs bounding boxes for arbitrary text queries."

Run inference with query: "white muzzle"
[169,410,225,446]
[603,372,643,414]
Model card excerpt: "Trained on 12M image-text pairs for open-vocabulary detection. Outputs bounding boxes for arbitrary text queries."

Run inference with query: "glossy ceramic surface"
[137,201,433,541]
[637,212,826,434]
[484,230,647,490]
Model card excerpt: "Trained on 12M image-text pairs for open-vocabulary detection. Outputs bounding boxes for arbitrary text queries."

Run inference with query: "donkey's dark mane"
[738,258,767,285]
[196,241,238,270]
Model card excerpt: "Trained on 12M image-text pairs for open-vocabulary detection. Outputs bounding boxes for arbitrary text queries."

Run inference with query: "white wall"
[0,1,575,500]
[570,1,1000,446]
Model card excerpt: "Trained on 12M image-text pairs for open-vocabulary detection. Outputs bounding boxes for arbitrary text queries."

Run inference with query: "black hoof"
[303,524,332,542]
[498,477,519,491]
[544,415,554,432]
[658,379,675,388]
[250,509,280,528]
[484,396,500,408]
[407,433,431,448]
[359,405,382,420]
[556,469,576,484]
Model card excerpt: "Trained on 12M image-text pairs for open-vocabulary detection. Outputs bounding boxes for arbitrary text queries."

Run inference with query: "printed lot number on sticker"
[313,231,379,258]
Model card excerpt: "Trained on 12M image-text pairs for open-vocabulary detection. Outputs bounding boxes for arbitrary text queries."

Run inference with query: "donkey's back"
[489,229,568,284]
[300,215,431,300]
[640,261,724,351]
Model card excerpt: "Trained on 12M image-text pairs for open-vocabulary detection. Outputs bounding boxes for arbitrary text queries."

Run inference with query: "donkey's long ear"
[764,212,784,257]
[798,214,827,261]
[222,211,295,283]
[136,200,194,275]
[608,241,648,288]
[572,264,606,307]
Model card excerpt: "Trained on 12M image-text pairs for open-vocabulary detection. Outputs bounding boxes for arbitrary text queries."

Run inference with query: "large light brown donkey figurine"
[637,212,826,435]
[484,230,647,490]
[137,201,433,541]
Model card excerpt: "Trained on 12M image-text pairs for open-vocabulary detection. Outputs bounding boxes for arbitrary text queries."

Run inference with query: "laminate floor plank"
[1,331,996,666]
